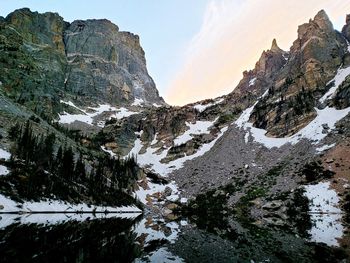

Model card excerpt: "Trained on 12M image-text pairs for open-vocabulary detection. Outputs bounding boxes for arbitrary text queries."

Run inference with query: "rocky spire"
[313,9,333,31]
[270,38,282,52]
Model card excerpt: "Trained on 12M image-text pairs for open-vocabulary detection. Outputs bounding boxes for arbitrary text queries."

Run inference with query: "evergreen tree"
[61,147,75,180]
[74,154,86,182]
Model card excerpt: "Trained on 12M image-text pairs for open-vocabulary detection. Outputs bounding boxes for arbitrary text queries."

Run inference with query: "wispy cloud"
[166,0,350,105]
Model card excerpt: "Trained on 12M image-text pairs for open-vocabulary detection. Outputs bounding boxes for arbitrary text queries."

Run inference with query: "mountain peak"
[346,14,350,25]
[270,38,282,52]
[314,9,328,20]
[313,9,333,30]
[297,9,334,41]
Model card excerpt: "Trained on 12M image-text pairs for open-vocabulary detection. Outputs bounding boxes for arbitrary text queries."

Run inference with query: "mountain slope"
[98,11,350,249]
[0,8,170,211]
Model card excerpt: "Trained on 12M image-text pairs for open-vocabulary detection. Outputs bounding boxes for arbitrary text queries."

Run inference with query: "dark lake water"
[0,213,348,263]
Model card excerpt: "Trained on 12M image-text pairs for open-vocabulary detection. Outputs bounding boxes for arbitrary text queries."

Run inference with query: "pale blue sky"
[1,1,349,105]
[0,0,209,97]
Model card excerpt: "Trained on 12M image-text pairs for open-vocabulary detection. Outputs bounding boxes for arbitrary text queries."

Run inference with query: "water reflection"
[0,215,143,262]
[0,213,348,262]
[133,217,184,262]
[0,213,185,263]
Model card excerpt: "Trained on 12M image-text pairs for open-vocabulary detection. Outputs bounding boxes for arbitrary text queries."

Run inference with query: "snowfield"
[126,126,228,177]
[304,182,343,246]
[126,124,228,204]
[236,105,350,149]
[319,65,350,103]
[58,100,138,126]
[173,118,218,146]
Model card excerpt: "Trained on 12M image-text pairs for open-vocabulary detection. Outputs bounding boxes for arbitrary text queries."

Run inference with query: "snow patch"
[153,103,162,108]
[0,165,9,176]
[173,118,217,146]
[0,148,11,160]
[193,98,224,112]
[110,107,138,119]
[101,146,116,158]
[248,77,257,87]
[319,65,350,103]
[58,101,138,126]
[304,182,343,246]
[135,180,179,205]
[131,98,144,107]
[236,106,350,149]
[126,126,228,176]
[316,143,336,153]
[180,198,188,204]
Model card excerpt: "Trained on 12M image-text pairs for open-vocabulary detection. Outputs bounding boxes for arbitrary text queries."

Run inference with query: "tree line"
[7,121,139,202]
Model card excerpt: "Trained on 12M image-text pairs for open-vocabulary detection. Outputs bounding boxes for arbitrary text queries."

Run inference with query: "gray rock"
[262,200,283,211]
[163,186,173,197]
[64,19,165,105]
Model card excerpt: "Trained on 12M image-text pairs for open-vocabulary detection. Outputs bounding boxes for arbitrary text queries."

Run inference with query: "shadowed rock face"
[0,8,165,120]
[342,14,350,41]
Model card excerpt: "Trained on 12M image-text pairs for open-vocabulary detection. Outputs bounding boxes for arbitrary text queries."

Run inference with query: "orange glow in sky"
[165,0,350,106]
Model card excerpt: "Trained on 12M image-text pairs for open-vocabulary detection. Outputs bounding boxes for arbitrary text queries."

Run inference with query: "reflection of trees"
[0,217,143,263]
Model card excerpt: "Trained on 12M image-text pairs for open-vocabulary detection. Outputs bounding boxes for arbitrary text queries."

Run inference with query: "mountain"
[0,8,165,121]
[0,8,170,211]
[94,10,350,250]
[1,8,350,256]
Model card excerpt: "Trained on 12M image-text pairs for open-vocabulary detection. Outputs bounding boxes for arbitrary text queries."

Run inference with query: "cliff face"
[0,8,164,120]
[64,19,163,104]
[249,10,349,137]
[342,14,350,41]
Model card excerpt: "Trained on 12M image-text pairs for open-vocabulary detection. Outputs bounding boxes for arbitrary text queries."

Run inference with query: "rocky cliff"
[0,8,165,121]
[249,10,348,137]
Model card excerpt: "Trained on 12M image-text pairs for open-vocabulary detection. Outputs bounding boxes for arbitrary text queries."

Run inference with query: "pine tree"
[61,147,75,180]
[74,154,86,182]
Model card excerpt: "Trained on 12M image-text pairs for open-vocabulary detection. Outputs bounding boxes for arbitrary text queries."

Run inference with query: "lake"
[0,212,347,263]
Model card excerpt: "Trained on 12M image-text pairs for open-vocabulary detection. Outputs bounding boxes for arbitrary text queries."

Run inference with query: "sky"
[1,1,350,105]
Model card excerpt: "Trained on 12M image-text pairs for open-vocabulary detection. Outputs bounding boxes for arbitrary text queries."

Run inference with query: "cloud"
[165,0,350,106]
